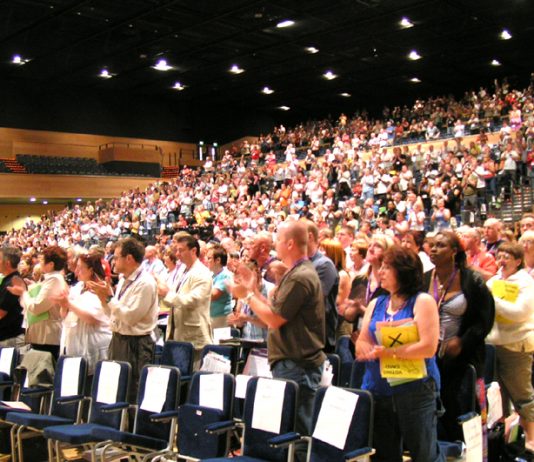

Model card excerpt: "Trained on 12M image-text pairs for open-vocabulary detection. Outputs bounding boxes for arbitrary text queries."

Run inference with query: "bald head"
[285,221,308,250]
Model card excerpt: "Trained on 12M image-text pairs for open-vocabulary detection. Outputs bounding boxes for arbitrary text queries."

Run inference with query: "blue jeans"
[271,359,323,436]
[372,379,444,462]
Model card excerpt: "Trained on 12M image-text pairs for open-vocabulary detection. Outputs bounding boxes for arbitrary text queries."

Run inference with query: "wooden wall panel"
[0,127,197,166]
[0,173,155,200]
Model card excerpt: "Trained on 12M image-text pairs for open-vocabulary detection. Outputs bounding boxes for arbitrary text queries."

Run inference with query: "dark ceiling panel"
[0,0,532,120]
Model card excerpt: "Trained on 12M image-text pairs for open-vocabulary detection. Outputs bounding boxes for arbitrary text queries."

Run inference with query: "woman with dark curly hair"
[356,245,443,462]
[426,230,495,444]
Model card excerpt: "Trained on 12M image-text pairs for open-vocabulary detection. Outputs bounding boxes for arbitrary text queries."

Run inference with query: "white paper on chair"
[200,351,231,373]
[96,361,121,404]
[140,367,171,413]
[235,374,252,399]
[486,382,503,429]
[462,415,482,462]
[313,387,358,450]
[319,359,333,387]
[60,357,82,397]
[199,373,224,411]
[251,378,286,434]
[0,348,14,375]
[213,327,232,344]
[243,350,272,378]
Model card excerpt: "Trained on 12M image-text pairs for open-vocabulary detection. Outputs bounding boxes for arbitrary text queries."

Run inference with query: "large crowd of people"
[0,78,533,460]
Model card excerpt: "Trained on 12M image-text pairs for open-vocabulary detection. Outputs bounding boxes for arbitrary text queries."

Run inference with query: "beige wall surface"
[0,204,65,232]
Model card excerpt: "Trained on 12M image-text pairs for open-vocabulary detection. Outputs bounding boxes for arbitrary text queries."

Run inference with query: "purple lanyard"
[432,268,458,310]
[366,273,380,305]
[117,270,143,300]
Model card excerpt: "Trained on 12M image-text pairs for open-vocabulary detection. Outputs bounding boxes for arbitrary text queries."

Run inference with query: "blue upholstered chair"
[0,347,18,401]
[325,353,340,387]
[335,336,355,387]
[160,341,194,382]
[43,360,131,462]
[204,376,299,462]
[271,386,375,462]
[169,371,235,460]
[6,356,87,462]
[90,364,180,461]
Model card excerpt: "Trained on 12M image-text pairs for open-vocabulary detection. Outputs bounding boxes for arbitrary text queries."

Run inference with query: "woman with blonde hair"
[321,239,351,337]
[342,234,395,338]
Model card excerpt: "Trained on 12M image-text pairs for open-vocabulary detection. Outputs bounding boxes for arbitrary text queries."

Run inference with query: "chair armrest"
[100,402,130,413]
[20,387,53,398]
[150,410,180,422]
[0,381,14,389]
[205,420,236,435]
[268,432,301,448]
[457,412,478,424]
[56,395,85,405]
[345,447,375,461]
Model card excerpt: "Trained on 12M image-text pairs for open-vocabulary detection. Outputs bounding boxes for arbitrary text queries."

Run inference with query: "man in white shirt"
[89,237,158,402]
[141,245,165,276]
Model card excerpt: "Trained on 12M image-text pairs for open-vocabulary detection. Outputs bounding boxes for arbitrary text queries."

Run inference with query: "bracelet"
[244,292,254,302]
[391,348,397,359]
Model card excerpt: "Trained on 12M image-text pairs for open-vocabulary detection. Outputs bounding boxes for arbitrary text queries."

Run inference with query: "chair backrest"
[460,364,477,414]
[0,347,18,380]
[134,365,180,441]
[349,359,366,389]
[200,345,238,374]
[0,347,18,400]
[242,377,298,461]
[326,353,340,387]
[484,344,496,386]
[335,336,355,387]
[51,356,87,419]
[89,360,131,427]
[160,341,193,379]
[310,387,374,462]
[177,372,235,459]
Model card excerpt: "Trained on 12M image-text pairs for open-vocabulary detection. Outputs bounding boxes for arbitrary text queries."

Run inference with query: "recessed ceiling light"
[152,59,173,71]
[323,70,337,80]
[278,106,290,111]
[500,29,512,40]
[12,54,29,65]
[173,82,186,91]
[276,19,295,28]
[410,77,422,83]
[491,59,501,66]
[400,17,414,29]
[99,69,113,79]
[29,197,36,203]
[229,64,245,74]
[408,50,421,60]
[42,200,48,205]
[340,92,351,97]
[262,86,274,94]
[305,46,319,54]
